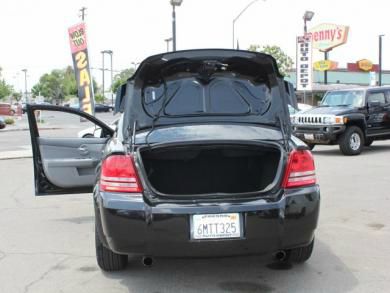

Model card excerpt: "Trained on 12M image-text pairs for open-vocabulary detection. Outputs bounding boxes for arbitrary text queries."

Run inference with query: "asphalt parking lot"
[0,142,390,293]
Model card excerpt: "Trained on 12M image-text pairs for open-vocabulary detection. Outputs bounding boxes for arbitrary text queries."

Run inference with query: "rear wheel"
[95,225,128,271]
[364,138,374,147]
[288,238,314,263]
[338,126,364,155]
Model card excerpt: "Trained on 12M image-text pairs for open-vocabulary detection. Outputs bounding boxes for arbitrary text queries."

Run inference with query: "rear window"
[142,77,271,117]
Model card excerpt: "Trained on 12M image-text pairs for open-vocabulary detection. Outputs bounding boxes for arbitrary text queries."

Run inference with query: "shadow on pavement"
[102,239,358,293]
[312,144,390,157]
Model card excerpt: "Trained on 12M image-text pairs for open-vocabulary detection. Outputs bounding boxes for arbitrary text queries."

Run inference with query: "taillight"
[282,150,316,188]
[100,155,143,193]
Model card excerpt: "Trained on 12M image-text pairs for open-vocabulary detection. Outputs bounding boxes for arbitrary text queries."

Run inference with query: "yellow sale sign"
[68,23,95,115]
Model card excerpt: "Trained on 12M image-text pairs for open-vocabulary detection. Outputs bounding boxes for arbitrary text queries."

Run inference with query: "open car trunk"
[139,143,282,196]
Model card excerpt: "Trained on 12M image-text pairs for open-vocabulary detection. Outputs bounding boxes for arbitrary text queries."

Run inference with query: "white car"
[78,118,119,138]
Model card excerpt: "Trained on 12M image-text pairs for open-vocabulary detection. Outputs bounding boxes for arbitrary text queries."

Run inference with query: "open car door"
[26,104,114,196]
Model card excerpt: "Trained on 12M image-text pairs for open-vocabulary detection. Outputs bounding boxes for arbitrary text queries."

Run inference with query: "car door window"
[367,92,386,105]
[34,110,106,138]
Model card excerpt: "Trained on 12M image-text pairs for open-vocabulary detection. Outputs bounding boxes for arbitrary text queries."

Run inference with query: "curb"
[0,150,32,160]
[0,127,61,132]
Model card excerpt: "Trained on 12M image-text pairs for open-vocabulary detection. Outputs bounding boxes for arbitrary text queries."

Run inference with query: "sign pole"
[324,51,328,85]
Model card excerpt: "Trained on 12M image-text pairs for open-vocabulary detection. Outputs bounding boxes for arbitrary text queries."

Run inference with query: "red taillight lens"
[100,155,143,193]
[282,150,316,188]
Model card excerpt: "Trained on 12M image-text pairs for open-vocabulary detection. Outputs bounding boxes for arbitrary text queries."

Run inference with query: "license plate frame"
[190,213,243,240]
[304,133,315,140]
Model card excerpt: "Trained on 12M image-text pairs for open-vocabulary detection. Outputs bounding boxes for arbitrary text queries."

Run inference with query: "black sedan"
[95,103,113,112]
[26,49,320,271]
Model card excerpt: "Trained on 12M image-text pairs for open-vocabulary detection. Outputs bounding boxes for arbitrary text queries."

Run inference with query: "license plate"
[304,134,314,140]
[191,213,241,240]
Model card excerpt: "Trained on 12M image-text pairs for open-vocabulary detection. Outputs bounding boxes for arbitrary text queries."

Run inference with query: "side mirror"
[114,84,127,114]
[368,101,381,108]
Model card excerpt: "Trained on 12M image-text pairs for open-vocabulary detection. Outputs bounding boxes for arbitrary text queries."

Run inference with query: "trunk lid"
[123,49,291,142]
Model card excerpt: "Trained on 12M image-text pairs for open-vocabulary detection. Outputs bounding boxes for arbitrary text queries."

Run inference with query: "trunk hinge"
[278,114,290,152]
[127,120,137,154]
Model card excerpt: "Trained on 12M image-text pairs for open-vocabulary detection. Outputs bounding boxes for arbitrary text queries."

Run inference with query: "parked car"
[26,49,320,271]
[291,87,390,155]
[95,103,113,112]
[0,116,6,129]
[78,117,120,138]
[0,103,15,116]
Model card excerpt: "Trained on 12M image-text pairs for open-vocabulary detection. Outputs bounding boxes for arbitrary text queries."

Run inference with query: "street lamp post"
[232,0,262,49]
[170,0,183,51]
[379,34,384,86]
[101,51,105,100]
[165,37,173,52]
[302,11,314,104]
[21,69,28,103]
[101,50,114,104]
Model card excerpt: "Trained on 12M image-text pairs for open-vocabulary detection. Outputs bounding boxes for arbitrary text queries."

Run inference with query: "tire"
[338,126,364,156]
[95,224,128,271]
[289,238,314,263]
[364,138,374,147]
[306,143,315,150]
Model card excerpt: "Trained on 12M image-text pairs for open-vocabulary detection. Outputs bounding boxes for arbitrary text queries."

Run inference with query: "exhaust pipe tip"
[274,250,287,262]
[142,256,153,267]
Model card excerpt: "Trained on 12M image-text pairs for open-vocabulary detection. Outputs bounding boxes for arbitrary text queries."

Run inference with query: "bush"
[4,118,15,125]
[95,94,105,103]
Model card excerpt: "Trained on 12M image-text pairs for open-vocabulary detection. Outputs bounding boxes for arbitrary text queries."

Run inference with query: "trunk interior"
[140,144,281,196]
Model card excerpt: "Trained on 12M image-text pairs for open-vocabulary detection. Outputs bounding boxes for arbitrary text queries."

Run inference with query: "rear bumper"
[94,186,320,257]
[293,124,345,144]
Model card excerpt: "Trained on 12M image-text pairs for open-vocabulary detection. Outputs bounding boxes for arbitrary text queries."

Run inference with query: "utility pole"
[79,7,87,21]
[21,69,28,103]
[379,34,384,86]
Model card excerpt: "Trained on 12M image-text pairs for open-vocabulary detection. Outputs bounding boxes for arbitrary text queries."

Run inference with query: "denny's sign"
[68,23,95,115]
[307,23,349,52]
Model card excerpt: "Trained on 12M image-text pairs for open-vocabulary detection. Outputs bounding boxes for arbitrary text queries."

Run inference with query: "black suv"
[292,87,390,155]
[27,49,320,271]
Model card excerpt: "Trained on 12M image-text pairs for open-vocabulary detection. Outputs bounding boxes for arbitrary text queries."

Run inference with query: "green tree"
[32,67,98,102]
[0,79,13,100]
[248,45,293,77]
[111,68,135,93]
[0,67,13,100]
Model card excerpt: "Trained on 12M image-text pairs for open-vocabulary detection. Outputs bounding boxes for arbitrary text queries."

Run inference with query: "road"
[0,131,390,292]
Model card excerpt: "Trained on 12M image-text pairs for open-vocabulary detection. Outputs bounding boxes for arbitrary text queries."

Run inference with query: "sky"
[0,0,389,93]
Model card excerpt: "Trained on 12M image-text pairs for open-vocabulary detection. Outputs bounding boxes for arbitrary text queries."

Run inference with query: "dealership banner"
[296,36,313,91]
[68,23,95,115]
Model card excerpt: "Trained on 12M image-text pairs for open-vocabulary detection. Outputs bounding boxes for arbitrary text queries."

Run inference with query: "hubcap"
[349,133,361,151]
